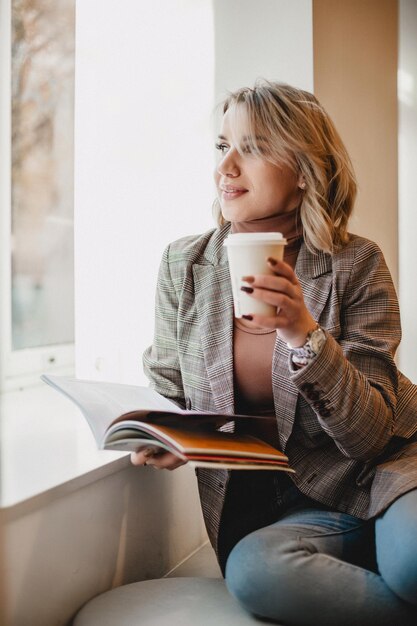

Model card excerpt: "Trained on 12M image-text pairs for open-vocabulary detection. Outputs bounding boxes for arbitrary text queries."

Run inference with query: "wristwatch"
[289,325,326,368]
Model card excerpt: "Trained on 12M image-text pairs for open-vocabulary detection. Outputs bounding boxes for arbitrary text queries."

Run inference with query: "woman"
[131,81,417,625]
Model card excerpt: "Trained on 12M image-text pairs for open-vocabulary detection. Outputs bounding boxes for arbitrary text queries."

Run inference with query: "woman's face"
[214,106,303,223]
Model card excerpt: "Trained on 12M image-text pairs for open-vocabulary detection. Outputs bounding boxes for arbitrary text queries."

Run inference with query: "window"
[0,0,75,390]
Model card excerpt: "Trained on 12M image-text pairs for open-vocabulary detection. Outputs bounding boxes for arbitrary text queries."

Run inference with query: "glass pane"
[11,0,75,350]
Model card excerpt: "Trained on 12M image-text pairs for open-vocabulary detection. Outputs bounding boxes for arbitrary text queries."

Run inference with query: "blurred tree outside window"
[11,0,75,350]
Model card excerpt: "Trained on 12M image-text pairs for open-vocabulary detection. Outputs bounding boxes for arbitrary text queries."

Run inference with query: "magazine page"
[41,374,182,444]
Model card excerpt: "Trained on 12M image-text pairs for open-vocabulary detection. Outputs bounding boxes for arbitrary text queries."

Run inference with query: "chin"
[222,210,270,223]
[221,206,250,222]
[221,211,242,223]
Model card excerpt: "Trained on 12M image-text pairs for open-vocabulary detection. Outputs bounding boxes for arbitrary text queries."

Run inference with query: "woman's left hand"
[130,447,187,470]
[241,257,317,347]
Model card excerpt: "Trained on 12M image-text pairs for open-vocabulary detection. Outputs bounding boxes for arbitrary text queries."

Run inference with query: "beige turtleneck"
[232,208,303,444]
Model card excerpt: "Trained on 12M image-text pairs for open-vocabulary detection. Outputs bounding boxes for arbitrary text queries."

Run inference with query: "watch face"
[310,328,326,353]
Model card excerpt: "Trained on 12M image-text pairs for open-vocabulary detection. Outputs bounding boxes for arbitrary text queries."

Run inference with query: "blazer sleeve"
[143,244,186,409]
[290,240,400,461]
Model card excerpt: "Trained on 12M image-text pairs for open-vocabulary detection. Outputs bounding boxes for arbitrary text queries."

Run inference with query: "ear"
[297,173,306,190]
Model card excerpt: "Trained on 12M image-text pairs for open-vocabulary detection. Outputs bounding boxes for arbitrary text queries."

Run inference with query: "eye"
[215,142,229,154]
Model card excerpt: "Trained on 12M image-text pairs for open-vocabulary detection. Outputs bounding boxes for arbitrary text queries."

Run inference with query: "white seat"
[73,577,264,625]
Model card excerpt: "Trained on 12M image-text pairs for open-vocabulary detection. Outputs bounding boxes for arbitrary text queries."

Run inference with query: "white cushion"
[73,577,263,625]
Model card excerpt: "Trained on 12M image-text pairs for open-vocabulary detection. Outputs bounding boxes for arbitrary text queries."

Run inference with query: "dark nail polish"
[267,257,277,266]
[242,315,253,321]
[240,286,254,294]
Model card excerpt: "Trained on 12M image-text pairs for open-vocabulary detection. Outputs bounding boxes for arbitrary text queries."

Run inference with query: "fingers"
[244,311,285,329]
[147,452,188,471]
[243,275,296,296]
[130,448,187,471]
[130,447,156,466]
[240,288,294,314]
[240,257,302,308]
[240,275,300,313]
[239,258,315,340]
[241,280,296,306]
[267,257,298,283]
[242,258,298,293]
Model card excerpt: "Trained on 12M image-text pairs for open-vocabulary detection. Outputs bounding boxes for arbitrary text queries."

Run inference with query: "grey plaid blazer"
[143,224,417,553]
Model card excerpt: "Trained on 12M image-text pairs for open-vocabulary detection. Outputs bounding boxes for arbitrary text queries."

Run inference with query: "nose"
[217,148,240,178]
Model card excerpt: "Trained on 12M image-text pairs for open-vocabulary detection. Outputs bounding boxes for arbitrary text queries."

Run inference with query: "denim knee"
[225,527,314,620]
[376,490,417,606]
[377,526,417,605]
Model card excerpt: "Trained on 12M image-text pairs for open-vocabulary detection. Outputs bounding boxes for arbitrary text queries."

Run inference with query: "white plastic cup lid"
[223,232,287,246]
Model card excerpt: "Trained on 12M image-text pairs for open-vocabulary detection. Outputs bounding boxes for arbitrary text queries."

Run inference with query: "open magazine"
[41,375,294,472]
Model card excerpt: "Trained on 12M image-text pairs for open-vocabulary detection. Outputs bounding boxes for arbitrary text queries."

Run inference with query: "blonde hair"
[213,80,357,254]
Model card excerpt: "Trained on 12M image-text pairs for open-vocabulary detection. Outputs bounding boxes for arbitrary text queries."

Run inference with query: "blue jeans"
[225,487,417,625]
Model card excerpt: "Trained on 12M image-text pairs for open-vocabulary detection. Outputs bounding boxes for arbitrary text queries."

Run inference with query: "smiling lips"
[220,185,248,200]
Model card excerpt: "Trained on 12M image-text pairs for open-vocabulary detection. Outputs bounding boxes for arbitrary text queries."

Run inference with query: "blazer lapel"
[193,245,235,415]
[273,244,333,450]
[296,245,334,321]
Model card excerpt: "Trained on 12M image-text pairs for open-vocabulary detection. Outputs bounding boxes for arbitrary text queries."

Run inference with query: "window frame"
[0,0,74,392]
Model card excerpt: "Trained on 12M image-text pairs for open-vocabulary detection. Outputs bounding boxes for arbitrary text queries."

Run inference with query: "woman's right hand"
[130,447,188,471]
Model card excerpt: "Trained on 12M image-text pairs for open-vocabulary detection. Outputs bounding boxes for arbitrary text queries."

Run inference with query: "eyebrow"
[217,134,267,142]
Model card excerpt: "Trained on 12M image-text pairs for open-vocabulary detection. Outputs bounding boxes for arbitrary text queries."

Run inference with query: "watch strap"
[289,325,326,368]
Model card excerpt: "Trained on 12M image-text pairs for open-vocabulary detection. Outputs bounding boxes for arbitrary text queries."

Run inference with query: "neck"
[230,206,301,238]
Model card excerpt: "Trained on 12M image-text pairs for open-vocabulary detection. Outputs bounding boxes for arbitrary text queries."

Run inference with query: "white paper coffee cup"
[223,232,287,317]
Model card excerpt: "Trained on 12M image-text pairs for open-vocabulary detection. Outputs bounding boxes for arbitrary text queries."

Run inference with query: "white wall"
[74,0,313,385]
[398,0,417,381]
[75,0,215,384]
[213,0,313,98]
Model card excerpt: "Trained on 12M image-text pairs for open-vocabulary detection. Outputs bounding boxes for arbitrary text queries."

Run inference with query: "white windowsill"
[0,381,130,519]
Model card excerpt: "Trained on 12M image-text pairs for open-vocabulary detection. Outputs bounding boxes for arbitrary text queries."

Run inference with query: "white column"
[398,0,417,381]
